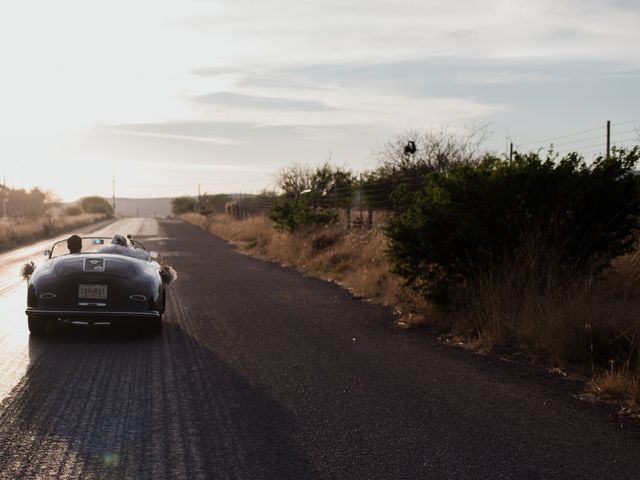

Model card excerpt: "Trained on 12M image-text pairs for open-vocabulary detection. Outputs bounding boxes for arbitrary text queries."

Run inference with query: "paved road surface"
[0,218,638,479]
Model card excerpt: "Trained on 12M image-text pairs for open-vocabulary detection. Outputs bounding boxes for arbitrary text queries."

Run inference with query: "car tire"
[28,316,47,336]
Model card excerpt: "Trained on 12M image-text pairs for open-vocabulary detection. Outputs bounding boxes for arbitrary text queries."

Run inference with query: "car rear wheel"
[28,316,47,336]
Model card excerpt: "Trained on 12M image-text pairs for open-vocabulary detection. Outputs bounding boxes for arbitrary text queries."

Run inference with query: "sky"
[0,0,639,201]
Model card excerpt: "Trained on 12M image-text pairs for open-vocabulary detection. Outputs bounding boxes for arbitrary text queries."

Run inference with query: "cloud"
[136,161,273,174]
[190,66,239,77]
[187,88,501,129]
[103,128,244,145]
[238,75,329,92]
[191,91,331,111]
[177,0,640,67]
[280,57,609,89]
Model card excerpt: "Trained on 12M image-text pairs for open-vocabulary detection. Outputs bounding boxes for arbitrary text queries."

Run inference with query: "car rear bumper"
[25,308,160,321]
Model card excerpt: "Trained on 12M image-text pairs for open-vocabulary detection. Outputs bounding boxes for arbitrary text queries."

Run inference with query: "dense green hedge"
[385,147,640,303]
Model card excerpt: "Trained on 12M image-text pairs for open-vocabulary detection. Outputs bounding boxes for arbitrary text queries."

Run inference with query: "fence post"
[391,168,396,218]
[359,175,363,230]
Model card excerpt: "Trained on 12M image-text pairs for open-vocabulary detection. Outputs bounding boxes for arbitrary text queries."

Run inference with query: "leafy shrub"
[270,199,337,232]
[171,196,195,215]
[80,196,113,216]
[270,163,353,231]
[386,147,640,303]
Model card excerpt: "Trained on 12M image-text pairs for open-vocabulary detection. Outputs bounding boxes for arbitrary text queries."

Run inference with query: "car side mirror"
[43,250,50,257]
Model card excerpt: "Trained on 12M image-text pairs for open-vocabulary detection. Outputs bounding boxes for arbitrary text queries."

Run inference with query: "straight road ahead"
[0,218,638,479]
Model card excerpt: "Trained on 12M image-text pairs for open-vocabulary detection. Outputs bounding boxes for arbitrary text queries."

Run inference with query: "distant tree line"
[171,194,231,216]
[0,186,49,220]
[171,193,275,218]
[0,186,113,220]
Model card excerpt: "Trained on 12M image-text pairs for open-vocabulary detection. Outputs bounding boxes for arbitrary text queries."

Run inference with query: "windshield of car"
[49,237,117,259]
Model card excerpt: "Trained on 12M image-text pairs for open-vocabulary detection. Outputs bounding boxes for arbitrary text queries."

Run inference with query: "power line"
[610,128,639,137]
[518,117,639,149]
[553,135,606,148]
[612,118,640,127]
[519,125,604,148]
[554,142,606,154]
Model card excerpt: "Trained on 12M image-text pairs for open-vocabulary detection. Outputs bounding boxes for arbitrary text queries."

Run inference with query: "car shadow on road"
[0,322,318,480]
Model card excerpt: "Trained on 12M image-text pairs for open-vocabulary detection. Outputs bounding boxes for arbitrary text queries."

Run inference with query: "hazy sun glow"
[0,0,638,201]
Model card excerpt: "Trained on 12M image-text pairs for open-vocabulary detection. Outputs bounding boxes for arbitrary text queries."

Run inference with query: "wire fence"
[195,118,640,229]
[198,170,469,229]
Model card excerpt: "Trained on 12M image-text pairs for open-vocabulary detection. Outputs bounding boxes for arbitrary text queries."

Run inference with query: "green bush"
[386,147,640,303]
[360,171,394,210]
[171,196,195,215]
[80,196,113,216]
[270,163,353,231]
[270,198,337,232]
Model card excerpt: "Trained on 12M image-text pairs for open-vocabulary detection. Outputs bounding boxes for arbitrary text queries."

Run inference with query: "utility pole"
[359,172,363,228]
[509,142,514,162]
[606,120,611,158]
[2,172,6,219]
[112,162,116,216]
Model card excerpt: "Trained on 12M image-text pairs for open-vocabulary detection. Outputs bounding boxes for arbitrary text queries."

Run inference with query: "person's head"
[67,235,82,254]
[112,234,127,246]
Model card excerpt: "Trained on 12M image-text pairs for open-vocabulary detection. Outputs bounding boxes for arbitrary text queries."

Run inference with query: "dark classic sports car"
[24,235,174,335]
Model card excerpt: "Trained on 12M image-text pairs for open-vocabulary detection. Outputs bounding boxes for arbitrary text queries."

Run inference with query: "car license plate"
[78,284,107,299]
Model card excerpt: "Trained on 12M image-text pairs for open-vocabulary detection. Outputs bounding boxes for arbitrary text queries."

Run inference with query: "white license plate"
[78,284,108,300]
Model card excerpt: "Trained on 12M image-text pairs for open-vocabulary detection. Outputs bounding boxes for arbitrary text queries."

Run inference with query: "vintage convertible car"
[24,236,172,335]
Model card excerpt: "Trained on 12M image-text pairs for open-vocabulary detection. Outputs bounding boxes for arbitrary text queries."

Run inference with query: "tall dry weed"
[462,237,640,376]
[592,370,640,412]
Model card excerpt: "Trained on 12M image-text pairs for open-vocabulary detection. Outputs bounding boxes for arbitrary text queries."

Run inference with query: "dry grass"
[458,244,640,412]
[588,368,640,413]
[183,212,640,411]
[0,213,104,250]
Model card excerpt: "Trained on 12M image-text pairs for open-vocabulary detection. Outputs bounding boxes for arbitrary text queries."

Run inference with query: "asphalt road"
[0,218,639,479]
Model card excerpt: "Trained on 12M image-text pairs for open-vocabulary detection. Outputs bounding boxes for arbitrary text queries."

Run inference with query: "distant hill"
[113,197,173,218]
